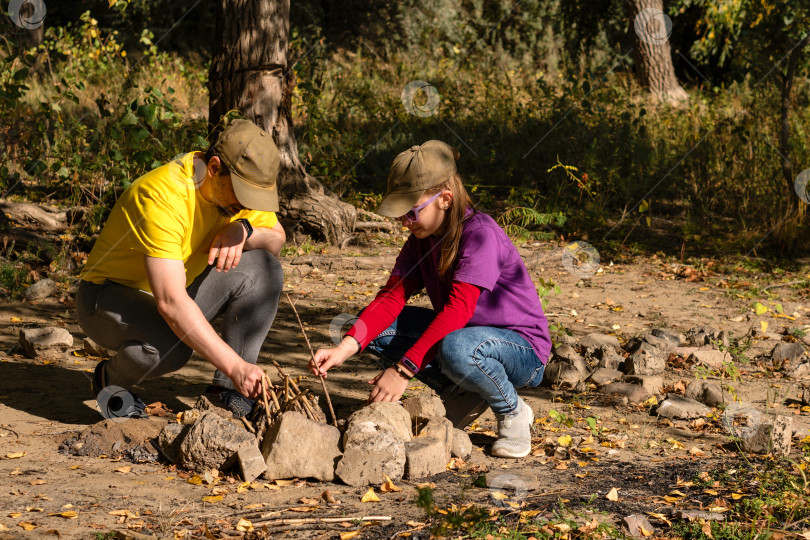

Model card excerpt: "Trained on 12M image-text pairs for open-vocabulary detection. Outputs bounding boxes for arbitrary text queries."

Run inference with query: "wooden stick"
[260,376,273,430]
[265,375,282,412]
[274,361,321,422]
[240,416,256,434]
[251,516,392,526]
[284,293,338,427]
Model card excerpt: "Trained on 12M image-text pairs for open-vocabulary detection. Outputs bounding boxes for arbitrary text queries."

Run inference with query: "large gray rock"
[238,444,267,482]
[83,337,111,358]
[177,411,255,472]
[451,428,472,459]
[685,380,724,407]
[593,345,622,370]
[404,437,447,479]
[336,425,406,486]
[739,415,792,456]
[656,395,711,419]
[261,411,341,481]
[420,417,453,462]
[19,327,73,358]
[402,393,446,421]
[344,402,412,444]
[772,343,805,364]
[543,362,584,388]
[157,422,190,464]
[688,350,730,370]
[622,375,663,395]
[554,344,586,372]
[624,349,666,376]
[24,278,57,300]
[579,333,621,351]
[602,382,649,404]
[588,368,623,386]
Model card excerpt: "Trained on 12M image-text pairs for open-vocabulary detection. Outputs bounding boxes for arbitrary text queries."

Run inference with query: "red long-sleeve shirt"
[346,275,481,371]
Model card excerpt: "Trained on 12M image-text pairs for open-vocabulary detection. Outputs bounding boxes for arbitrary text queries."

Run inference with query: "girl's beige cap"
[376,140,458,218]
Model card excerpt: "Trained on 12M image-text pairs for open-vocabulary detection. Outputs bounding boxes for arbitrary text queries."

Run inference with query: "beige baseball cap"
[376,140,458,218]
[214,119,281,212]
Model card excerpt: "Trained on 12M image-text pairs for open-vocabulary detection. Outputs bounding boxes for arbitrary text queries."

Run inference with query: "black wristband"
[236,218,253,239]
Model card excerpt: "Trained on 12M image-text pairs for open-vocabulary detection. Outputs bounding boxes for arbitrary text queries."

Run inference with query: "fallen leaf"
[606,487,619,501]
[340,531,361,540]
[274,479,295,487]
[8,513,20,518]
[29,479,47,486]
[174,529,189,539]
[0,523,8,532]
[4,452,25,459]
[299,497,320,505]
[558,435,572,447]
[18,522,37,530]
[321,490,338,503]
[115,466,131,474]
[235,518,253,532]
[360,488,380,503]
[287,506,317,512]
[236,481,251,494]
[731,493,745,500]
[187,475,202,486]
[49,511,77,519]
[380,475,402,493]
[761,320,769,333]
[201,496,222,503]
[640,525,654,537]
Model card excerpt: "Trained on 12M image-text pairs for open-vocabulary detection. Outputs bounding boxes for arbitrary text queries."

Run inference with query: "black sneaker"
[440,384,490,429]
[92,360,148,420]
[220,389,256,418]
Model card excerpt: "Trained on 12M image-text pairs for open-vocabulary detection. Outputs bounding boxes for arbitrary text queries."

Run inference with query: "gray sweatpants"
[76,249,283,391]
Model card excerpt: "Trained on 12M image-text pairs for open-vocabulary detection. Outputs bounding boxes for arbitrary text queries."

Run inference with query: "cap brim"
[376,189,425,218]
[231,172,280,212]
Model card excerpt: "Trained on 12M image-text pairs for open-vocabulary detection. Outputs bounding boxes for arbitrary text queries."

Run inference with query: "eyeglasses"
[401,192,443,224]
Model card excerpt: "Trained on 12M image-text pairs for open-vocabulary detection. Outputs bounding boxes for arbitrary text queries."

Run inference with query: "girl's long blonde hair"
[428,172,475,279]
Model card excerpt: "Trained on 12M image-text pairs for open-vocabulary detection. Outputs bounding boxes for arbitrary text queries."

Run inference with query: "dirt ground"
[0,233,809,539]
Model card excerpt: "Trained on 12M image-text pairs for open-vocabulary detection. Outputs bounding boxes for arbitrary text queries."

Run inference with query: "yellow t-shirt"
[81,152,278,291]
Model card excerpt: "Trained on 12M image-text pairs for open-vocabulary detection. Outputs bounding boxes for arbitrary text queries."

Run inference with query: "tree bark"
[626,0,688,105]
[208,0,356,245]
[779,35,809,213]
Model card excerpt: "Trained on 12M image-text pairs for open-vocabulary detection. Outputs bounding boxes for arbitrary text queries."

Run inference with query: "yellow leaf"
[49,511,77,519]
[235,518,253,532]
[640,525,653,536]
[491,491,509,500]
[174,529,189,540]
[760,320,768,333]
[8,513,20,518]
[755,302,768,315]
[4,452,25,459]
[360,488,380,503]
[708,506,728,513]
[704,489,719,495]
[380,475,402,493]
[558,435,572,447]
[18,522,37,530]
[340,532,361,540]
[236,481,251,494]
[115,466,131,474]
[663,496,682,503]
[187,475,202,485]
[201,496,222,503]
[0,523,9,532]
[10,317,21,323]
[606,487,619,501]
[731,493,745,500]
[274,479,295,486]
[642,396,658,407]
[29,479,46,486]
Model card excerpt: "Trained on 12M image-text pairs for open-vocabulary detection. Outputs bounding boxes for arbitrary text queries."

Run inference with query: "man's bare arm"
[244,221,285,257]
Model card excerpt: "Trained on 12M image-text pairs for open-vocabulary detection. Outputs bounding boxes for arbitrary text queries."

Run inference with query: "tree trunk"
[626,0,688,105]
[208,0,356,246]
[780,35,809,213]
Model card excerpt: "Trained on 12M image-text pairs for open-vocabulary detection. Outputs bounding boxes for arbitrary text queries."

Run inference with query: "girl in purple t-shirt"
[311,140,551,458]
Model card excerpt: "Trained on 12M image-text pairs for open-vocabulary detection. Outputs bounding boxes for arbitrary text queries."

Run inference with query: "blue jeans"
[365,306,546,415]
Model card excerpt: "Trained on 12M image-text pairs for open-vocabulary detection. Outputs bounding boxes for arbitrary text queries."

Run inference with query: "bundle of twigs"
[247,362,327,442]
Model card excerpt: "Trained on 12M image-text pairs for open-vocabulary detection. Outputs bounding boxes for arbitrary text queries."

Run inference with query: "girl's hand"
[310,337,359,377]
[368,367,410,403]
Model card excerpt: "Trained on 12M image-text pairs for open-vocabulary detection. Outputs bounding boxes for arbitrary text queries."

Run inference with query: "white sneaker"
[491,398,534,458]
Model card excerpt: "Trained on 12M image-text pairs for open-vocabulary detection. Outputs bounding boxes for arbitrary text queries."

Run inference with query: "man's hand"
[208,221,248,272]
[229,361,265,399]
[368,367,409,403]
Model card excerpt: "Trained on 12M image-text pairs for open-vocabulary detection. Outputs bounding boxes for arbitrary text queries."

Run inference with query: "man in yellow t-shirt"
[77,120,286,419]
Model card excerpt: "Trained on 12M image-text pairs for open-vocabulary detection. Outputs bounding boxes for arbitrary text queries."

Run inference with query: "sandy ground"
[0,233,808,539]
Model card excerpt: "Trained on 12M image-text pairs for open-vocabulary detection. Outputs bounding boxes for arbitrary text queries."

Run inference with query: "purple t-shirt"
[392,210,552,363]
